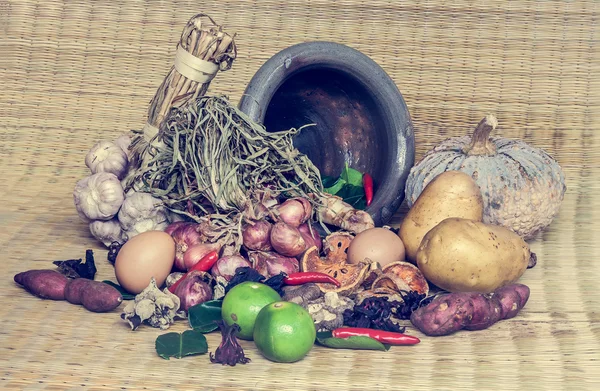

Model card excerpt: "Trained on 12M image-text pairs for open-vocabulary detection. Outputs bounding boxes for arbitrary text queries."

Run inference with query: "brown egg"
[115,230,175,294]
[347,228,406,267]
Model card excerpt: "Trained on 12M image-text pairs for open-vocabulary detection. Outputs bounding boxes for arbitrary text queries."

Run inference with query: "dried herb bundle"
[125,95,325,248]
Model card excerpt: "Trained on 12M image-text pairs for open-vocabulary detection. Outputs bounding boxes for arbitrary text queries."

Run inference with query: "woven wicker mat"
[1,1,599,390]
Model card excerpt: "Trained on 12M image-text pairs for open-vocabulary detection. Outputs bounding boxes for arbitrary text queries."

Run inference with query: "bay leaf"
[155,329,208,360]
[188,299,223,333]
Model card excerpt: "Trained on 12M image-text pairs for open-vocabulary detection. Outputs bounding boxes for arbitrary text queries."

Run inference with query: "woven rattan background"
[1,1,599,390]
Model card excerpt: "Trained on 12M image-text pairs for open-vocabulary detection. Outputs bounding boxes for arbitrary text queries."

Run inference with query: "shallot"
[242,220,272,251]
[276,197,312,227]
[270,222,307,257]
[249,251,299,278]
[169,223,202,271]
[172,271,213,312]
[211,255,251,281]
[298,223,322,252]
[184,242,222,271]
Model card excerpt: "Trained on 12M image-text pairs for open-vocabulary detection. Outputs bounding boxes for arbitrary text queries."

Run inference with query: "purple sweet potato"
[65,278,123,312]
[64,278,88,304]
[464,293,503,331]
[14,270,68,300]
[410,293,475,336]
[411,283,530,336]
[494,283,530,319]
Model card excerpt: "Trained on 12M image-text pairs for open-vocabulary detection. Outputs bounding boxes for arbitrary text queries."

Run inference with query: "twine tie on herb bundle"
[174,46,220,84]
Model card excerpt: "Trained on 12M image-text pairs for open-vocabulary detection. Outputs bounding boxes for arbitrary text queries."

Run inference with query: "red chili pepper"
[363,173,374,207]
[168,251,219,293]
[332,327,420,345]
[283,272,341,287]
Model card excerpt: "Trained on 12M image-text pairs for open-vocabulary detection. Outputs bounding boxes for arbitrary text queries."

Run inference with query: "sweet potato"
[65,278,123,312]
[494,284,530,319]
[14,270,68,300]
[464,293,503,331]
[410,283,530,336]
[409,293,475,336]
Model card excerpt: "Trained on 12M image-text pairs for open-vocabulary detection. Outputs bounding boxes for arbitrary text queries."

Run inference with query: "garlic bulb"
[89,219,126,247]
[114,133,132,156]
[118,191,170,238]
[85,141,129,179]
[74,172,125,222]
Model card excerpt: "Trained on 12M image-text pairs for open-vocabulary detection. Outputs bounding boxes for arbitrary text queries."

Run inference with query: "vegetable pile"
[12,11,566,368]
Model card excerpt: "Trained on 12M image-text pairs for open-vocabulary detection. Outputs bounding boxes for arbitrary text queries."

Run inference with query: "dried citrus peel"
[301,232,378,296]
[372,261,429,296]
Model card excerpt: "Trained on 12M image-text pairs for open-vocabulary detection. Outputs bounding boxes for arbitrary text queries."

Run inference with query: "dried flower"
[209,321,251,366]
[121,278,186,330]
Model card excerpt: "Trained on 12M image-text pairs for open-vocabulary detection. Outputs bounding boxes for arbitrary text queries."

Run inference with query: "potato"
[14,270,68,300]
[400,171,483,263]
[416,218,530,293]
[65,278,123,312]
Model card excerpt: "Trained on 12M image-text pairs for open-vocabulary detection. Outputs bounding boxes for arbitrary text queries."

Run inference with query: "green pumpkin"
[405,115,566,239]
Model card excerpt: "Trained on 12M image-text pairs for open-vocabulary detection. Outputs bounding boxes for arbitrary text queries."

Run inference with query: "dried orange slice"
[300,247,373,295]
[372,261,429,296]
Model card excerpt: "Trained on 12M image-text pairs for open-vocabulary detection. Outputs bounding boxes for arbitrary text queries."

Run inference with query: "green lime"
[221,282,281,340]
[253,301,316,363]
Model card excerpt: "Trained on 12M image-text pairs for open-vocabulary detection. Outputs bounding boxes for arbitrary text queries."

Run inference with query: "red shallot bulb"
[184,242,222,271]
[210,255,251,281]
[249,251,299,278]
[170,223,202,271]
[173,271,213,311]
[242,220,273,251]
[270,222,307,257]
[276,197,312,227]
[298,223,322,252]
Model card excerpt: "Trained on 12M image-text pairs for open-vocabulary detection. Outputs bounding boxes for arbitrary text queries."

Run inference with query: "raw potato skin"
[400,171,484,263]
[65,279,123,312]
[417,217,530,293]
[411,283,530,336]
[14,270,68,300]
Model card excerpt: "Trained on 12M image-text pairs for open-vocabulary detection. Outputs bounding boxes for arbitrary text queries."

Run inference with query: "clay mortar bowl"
[239,41,415,226]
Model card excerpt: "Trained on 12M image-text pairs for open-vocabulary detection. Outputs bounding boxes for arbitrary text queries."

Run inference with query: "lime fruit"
[253,301,316,363]
[221,281,281,340]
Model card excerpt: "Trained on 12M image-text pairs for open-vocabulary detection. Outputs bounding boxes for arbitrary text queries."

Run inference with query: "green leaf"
[102,280,135,300]
[321,175,338,188]
[341,163,364,187]
[335,184,367,210]
[188,299,223,333]
[155,329,209,360]
[316,331,390,351]
[323,177,345,195]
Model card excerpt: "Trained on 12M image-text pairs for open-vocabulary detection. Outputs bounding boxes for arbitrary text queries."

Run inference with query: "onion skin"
[171,224,203,271]
[298,223,322,252]
[184,242,222,271]
[242,220,273,251]
[210,255,251,281]
[270,222,307,257]
[277,198,312,227]
[164,221,189,236]
[173,271,213,311]
[249,251,299,278]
